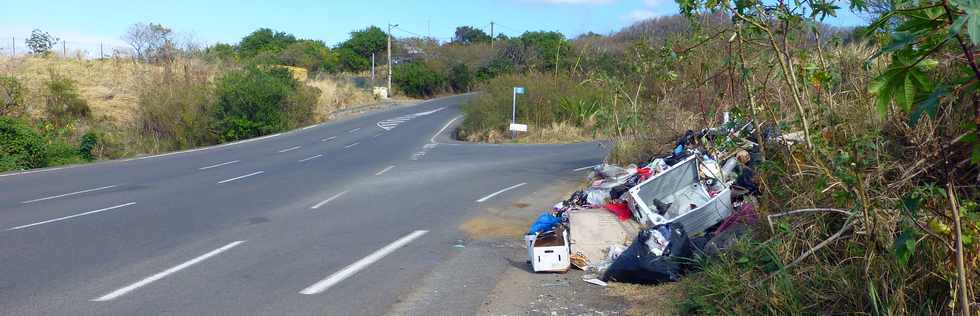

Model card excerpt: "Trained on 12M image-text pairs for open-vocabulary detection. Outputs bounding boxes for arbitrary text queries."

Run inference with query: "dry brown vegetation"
[0,55,375,159]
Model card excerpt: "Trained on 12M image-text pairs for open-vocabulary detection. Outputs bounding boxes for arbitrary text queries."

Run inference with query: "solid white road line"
[375,165,395,176]
[91,241,246,301]
[322,136,337,142]
[278,146,302,153]
[20,185,117,204]
[217,171,264,184]
[431,115,462,143]
[302,124,318,130]
[299,154,323,162]
[344,142,359,149]
[299,230,428,295]
[7,202,136,231]
[311,191,349,209]
[199,160,240,170]
[573,165,598,172]
[348,128,361,133]
[0,166,68,178]
[476,183,528,203]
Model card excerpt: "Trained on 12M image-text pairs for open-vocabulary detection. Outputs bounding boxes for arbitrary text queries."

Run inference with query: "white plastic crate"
[627,156,733,234]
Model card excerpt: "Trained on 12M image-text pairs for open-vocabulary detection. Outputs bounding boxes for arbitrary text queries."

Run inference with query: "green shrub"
[393,62,445,98]
[0,75,26,117]
[79,132,98,161]
[448,63,472,93]
[44,140,86,167]
[460,72,615,140]
[212,65,318,142]
[44,74,90,125]
[0,117,48,171]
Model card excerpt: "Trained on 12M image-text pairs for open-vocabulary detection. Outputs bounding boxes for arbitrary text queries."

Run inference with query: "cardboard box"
[526,227,570,272]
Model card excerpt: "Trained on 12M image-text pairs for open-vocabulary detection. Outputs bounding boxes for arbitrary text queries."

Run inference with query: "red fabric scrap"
[604,202,632,221]
[636,167,653,180]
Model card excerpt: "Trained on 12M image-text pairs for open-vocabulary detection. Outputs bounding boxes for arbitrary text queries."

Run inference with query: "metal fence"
[1,36,132,59]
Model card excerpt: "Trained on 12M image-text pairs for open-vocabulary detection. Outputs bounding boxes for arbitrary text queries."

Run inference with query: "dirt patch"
[459,215,529,240]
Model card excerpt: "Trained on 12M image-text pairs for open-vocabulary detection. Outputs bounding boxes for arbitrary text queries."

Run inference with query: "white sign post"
[510,86,526,138]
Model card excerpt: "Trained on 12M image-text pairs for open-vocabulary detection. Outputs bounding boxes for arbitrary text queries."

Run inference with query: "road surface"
[0,94,606,315]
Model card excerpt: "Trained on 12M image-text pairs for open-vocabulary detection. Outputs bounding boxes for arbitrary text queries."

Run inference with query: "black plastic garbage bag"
[601,223,693,284]
[610,184,630,200]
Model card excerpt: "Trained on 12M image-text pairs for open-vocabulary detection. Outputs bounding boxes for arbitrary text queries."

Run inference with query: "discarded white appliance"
[626,156,733,234]
[525,227,570,272]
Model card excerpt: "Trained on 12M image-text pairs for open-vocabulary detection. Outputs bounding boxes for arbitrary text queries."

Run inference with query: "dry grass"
[607,282,684,316]
[0,56,156,124]
[464,121,598,144]
[0,56,376,126]
[305,77,376,122]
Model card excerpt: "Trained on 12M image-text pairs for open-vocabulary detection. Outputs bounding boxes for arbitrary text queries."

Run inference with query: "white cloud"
[626,9,658,21]
[643,0,664,6]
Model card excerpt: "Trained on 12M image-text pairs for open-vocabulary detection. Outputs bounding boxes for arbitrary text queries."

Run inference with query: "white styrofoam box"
[530,229,570,272]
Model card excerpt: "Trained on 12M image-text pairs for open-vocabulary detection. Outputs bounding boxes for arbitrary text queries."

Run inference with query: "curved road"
[0,94,606,315]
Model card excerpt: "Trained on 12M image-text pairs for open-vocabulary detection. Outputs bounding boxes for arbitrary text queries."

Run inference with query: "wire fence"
[1,36,132,59]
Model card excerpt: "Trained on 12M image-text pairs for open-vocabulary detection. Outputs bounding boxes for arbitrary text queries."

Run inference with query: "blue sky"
[0,0,867,53]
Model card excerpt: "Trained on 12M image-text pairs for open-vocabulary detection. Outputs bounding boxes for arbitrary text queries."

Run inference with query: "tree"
[453,26,491,44]
[518,31,571,70]
[448,63,472,92]
[334,47,370,72]
[278,40,332,72]
[25,29,58,56]
[239,28,297,58]
[338,26,387,57]
[122,22,175,62]
[393,62,445,97]
[204,43,238,63]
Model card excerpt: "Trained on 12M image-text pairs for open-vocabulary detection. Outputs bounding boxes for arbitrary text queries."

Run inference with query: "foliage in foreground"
[456,1,978,314]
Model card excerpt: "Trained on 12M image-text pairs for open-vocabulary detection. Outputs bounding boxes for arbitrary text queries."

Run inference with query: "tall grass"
[135,61,216,153]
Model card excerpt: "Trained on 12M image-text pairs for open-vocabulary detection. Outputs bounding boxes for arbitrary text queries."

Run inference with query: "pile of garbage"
[524,119,762,286]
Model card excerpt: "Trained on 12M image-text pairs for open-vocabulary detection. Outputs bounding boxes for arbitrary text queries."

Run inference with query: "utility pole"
[100,42,104,60]
[371,52,376,83]
[62,40,66,57]
[387,23,397,98]
[490,22,495,49]
[11,37,14,57]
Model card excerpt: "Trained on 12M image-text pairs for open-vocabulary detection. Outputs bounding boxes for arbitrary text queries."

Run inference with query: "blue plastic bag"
[527,213,559,235]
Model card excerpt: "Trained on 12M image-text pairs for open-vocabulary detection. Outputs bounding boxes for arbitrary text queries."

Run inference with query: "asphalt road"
[0,94,607,315]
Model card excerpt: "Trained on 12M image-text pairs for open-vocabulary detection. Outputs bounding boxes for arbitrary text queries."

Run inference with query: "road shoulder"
[385,179,629,315]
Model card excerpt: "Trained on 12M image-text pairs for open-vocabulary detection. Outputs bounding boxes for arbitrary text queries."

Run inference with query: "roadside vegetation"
[452,1,979,315]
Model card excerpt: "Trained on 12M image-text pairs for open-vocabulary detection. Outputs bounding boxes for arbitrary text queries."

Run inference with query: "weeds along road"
[0,94,607,315]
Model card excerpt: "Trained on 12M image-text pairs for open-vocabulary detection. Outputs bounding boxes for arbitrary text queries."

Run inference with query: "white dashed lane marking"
[199,160,240,170]
[92,241,246,301]
[20,185,118,204]
[217,171,264,184]
[7,202,136,231]
[311,191,349,209]
[299,155,323,162]
[299,230,428,295]
[476,183,527,203]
